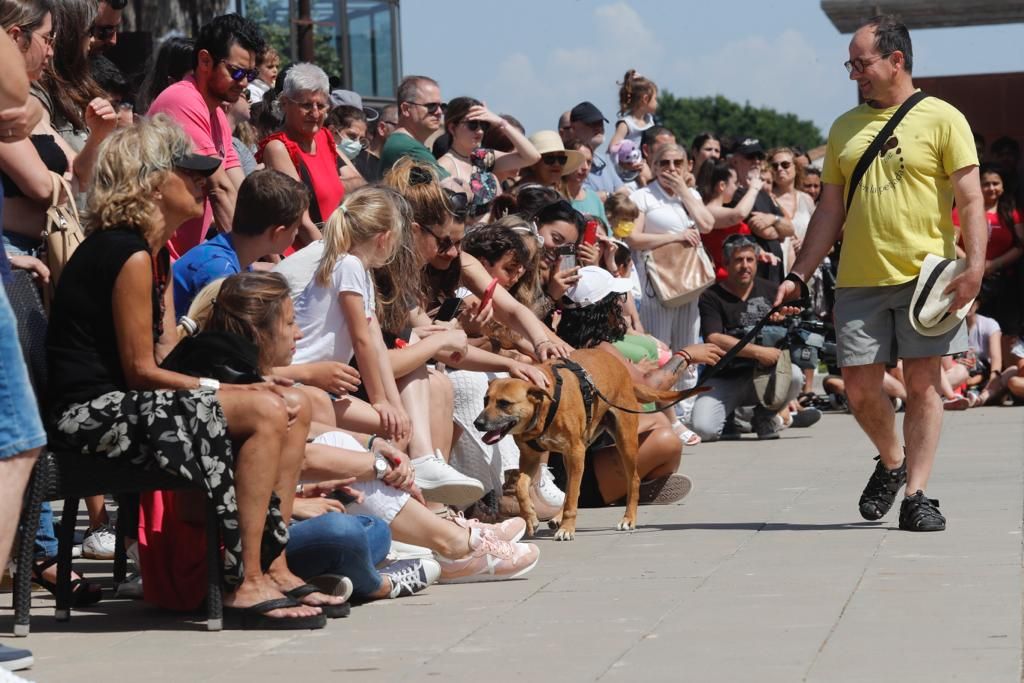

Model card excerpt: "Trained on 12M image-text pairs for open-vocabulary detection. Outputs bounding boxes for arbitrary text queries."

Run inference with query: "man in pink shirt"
[148,14,265,259]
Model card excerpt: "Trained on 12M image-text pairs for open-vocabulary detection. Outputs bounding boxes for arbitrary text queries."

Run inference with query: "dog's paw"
[616,519,636,532]
[525,516,540,537]
[553,527,576,541]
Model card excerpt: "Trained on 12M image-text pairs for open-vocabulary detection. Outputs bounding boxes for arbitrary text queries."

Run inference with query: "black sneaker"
[858,455,906,520]
[899,491,946,531]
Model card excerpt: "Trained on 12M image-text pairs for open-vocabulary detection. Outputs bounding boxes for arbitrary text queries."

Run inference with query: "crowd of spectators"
[0,3,1022,671]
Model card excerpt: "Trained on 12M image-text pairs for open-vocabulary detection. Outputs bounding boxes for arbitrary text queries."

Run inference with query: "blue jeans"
[0,285,45,460]
[286,513,391,598]
[34,502,58,559]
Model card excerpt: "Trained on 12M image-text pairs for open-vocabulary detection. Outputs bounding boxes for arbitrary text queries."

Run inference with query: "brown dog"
[473,348,701,540]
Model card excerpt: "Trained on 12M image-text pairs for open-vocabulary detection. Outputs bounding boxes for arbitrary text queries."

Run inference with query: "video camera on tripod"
[754,312,838,372]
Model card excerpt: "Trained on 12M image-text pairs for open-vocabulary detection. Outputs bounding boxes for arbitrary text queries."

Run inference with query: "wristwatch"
[198,377,221,391]
[373,453,390,480]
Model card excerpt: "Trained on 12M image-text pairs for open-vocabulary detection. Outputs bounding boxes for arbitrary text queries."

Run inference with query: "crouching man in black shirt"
[691,235,803,440]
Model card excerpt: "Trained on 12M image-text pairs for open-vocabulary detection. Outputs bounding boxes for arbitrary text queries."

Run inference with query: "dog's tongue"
[482,430,503,445]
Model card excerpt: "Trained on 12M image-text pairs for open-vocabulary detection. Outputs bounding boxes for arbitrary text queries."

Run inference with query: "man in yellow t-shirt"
[776,15,986,532]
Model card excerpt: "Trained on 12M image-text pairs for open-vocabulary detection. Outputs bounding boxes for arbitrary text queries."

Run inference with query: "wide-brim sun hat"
[752,348,793,412]
[909,254,972,337]
[528,130,583,177]
[565,265,632,307]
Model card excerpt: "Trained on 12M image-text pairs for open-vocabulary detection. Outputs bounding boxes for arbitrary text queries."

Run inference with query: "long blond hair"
[315,185,411,287]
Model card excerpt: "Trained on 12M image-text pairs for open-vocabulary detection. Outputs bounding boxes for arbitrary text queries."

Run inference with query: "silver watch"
[198,377,221,391]
[373,454,389,480]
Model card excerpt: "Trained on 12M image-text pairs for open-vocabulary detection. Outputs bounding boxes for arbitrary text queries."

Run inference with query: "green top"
[571,188,609,228]
[379,131,450,179]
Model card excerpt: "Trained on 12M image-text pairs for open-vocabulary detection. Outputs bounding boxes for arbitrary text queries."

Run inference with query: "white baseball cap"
[565,266,632,307]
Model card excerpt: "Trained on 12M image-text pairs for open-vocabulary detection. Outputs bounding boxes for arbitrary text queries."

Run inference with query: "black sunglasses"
[420,222,463,255]
[542,154,568,166]
[220,60,259,83]
[444,188,470,220]
[770,160,793,170]
[405,100,447,115]
[462,120,490,133]
[90,23,120,40]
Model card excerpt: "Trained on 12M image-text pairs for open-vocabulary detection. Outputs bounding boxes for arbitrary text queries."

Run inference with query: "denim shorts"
[834,280,967,367]
[2,232,43,258]
[0,285,45,459]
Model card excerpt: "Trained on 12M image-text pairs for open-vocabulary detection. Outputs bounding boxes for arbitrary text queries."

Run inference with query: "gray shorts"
[834,280,967,367]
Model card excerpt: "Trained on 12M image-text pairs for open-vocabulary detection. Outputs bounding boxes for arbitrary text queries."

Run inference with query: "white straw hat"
[909,254,972,337]
[527,130,583,176]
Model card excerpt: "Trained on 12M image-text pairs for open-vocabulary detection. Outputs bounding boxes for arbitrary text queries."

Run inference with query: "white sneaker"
[436,528,540,584]
[532,465,565,508]
[81,524,116,560]
[387,540,434,561]
[413,453,485,507]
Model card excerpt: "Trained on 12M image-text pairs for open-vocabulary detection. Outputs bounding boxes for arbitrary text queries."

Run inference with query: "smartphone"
[433,297,463,322]
[478,278,499,311]
[583,219,600,246]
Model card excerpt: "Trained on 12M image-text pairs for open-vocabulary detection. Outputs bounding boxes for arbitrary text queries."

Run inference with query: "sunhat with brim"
[909,254,972,337]
[173,153,221,177]
[528,130,583,176]
[565,266,632,308]
[752,347,793,412]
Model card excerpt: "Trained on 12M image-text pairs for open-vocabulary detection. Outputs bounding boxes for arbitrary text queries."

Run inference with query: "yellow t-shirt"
[822,94,978,288]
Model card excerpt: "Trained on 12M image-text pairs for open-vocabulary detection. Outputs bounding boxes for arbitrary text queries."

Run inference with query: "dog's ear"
[526,386,552,405]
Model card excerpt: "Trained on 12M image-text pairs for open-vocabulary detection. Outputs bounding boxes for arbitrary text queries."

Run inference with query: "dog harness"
[526,359,595,452]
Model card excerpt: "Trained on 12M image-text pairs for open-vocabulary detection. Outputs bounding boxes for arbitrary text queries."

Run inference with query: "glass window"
[346,0,395,98]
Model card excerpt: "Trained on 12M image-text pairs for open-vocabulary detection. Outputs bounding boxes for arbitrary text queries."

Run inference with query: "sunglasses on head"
[409,165,435,186]
[405,100,447,115]
[770,160,793,170]
[444,188,470,220]
[220,60,259,83]
[723,234,759,248]
[419,222,463,255]
[461,120,490,133]
[542,154,568,166]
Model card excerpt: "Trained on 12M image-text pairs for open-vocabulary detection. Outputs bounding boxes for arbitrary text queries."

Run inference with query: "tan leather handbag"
[643,240,716,307]
[41,172,85,308]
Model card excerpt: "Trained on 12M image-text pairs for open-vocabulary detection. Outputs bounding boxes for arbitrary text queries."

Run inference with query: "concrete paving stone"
[5,407,1023,682]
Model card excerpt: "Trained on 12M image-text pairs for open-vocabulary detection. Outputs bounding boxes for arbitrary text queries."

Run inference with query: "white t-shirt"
[968,314,1000,365]
[629,182,700,238]
[274,243,375,364]
[616,113,654,148]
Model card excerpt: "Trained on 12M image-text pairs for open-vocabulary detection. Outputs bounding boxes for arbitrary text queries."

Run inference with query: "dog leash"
[586,297,809,416]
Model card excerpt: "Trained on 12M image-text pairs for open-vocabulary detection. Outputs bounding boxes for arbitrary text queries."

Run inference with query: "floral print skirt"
[53,388,288,586]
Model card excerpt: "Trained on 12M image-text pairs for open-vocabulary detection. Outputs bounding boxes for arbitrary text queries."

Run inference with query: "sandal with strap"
[283,583,350,618]
[31,557,103,607]
[224,596,327,630]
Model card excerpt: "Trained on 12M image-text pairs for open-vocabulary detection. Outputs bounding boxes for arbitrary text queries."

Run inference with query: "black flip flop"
[284,583,350,619]
[224,597,327,630]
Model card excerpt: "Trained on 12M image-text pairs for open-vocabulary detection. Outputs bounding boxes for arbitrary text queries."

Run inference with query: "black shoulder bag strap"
[845,91,928,214]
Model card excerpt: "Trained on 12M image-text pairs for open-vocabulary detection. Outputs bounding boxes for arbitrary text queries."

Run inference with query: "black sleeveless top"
[0,134,69,198]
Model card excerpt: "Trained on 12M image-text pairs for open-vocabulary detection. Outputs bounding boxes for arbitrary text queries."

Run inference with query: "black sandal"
[284,583,350,619]
[31,557,103,607]
[224,597,327,630]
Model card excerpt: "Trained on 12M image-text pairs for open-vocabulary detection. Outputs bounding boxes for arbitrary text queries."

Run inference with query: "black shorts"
[547,449,607,508]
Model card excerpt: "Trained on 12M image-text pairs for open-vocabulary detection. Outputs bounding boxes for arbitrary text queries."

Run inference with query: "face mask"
[338,138,363,160]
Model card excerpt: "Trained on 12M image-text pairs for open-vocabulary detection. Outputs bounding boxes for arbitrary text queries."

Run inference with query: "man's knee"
[690,399,725,442]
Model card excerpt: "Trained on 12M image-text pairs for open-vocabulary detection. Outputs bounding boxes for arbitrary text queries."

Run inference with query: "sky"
[400,0,1024,141]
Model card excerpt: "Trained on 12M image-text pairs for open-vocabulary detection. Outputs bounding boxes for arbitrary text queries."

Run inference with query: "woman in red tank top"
[258,63,344,248]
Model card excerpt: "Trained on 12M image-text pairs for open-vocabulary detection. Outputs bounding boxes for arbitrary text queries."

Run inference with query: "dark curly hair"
[193,13,265,71]
[555,294,628,348]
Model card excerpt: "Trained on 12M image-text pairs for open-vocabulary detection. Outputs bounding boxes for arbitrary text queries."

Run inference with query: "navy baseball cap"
[570,101,608,124]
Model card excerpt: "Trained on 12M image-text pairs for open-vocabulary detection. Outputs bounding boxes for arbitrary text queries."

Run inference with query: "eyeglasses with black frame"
[404,100,447,116]
[89,23,120,40]
[220,60,259,83]
[419,221,463,255]
[844,52,894,75]
[541,154,568,166]
[460,120,490,133]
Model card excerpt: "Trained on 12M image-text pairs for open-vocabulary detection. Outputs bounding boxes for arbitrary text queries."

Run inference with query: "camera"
[753,313,837,372]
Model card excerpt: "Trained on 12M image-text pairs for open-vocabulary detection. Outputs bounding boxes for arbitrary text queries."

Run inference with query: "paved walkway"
[4,407,1023,682]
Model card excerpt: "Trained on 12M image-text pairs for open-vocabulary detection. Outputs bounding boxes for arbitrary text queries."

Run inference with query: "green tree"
[657,91,824,151]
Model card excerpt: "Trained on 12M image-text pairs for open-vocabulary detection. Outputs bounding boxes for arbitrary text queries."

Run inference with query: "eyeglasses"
[381,119,398,128]
[405,100,447,115]
[288,98,329,113]
[658,159,684,168]
[89,23,121,40]
[541,154,568,166]
[419,222,463,255]
[220,61,259,83]
[461,120,490,133]
[27,29,55,47]
[770,160,793,170]
[844,52,893,75]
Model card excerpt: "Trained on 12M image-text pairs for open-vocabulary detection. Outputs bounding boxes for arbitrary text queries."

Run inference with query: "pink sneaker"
[451,513,527,543]
[437,529,540,583]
